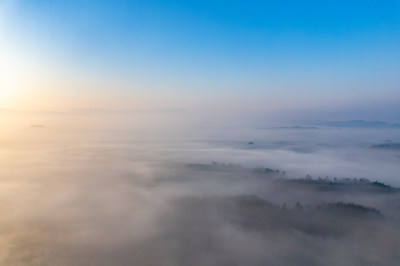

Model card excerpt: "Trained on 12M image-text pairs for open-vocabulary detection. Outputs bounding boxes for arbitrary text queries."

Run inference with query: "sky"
[0,0,399,119]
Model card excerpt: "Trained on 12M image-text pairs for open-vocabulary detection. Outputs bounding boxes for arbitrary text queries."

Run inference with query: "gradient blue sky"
[1,0,399,118]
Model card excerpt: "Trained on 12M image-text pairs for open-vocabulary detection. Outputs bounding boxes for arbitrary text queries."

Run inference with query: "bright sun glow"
[0,1,25,109]
[0,49,21,108]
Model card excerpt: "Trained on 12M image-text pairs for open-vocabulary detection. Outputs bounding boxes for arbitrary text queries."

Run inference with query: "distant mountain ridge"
[371,143,400,150]
[270,126,318,129]
[316,120,400,128]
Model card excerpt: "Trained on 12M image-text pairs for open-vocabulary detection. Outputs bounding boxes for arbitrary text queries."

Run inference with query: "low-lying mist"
[0,113,399,265]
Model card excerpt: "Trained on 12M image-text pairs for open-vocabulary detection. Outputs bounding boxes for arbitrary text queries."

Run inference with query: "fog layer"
[0,113,399,265]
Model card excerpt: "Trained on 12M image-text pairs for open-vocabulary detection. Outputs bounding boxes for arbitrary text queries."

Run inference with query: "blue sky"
[1,0,399,117]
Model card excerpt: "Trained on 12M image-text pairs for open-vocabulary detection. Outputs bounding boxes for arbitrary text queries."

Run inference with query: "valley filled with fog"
[1,113,400,265]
